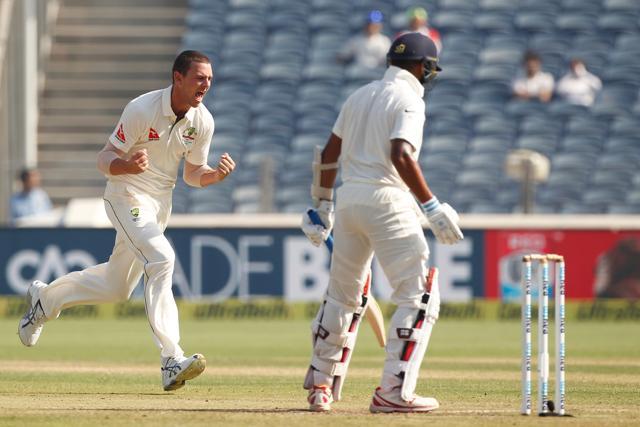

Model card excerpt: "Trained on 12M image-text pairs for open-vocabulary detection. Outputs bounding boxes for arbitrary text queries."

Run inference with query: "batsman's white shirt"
[333,65,425,192]
[38,86,214,360]
[328,66,430,310]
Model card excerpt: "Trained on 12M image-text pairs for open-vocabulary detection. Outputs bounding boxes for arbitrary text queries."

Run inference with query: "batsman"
[301,32,464,413]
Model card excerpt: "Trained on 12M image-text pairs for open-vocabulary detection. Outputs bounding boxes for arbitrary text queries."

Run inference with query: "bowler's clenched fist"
[126,149,149,174]
[216,152,235,180]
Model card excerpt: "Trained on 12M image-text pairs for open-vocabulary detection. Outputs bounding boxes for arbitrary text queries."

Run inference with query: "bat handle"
[307,209,334,252]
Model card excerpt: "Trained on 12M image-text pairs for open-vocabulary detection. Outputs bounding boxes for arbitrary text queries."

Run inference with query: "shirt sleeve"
[185,114,214,165]
[332,102,348,138]
[108,101,147,153]
[390,100,425,152]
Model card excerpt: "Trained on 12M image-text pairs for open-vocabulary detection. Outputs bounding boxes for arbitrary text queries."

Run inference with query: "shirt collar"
[162,85,196,122]
[383,66,425,98]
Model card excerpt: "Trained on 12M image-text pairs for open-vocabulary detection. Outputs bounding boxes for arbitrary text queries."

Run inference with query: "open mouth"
[195,90,206,102]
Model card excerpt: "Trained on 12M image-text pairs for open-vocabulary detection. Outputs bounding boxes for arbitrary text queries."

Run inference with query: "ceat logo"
[148,128,160,141]
[115,123,126,144]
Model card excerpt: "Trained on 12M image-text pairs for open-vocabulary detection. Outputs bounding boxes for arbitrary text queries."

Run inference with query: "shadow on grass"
[44,408,312,414]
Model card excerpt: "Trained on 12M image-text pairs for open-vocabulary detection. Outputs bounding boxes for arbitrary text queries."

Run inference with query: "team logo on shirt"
[182,127,197,145]
[130,207,141,222]
[115,123,126,144]
[148,127,160,141]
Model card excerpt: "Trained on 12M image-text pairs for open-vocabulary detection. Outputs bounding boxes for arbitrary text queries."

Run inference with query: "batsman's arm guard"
[384,267,441,401]
[304,293,369,401]
[311,146,338,204]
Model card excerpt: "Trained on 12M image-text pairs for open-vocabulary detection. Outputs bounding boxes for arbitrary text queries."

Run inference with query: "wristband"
[421,197,440,214]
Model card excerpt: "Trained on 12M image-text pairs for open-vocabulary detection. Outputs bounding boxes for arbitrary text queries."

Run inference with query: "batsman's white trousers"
[328,183,429,309]
[38,181,184,359]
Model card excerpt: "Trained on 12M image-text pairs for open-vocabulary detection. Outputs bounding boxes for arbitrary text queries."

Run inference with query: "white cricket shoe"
[18,280,48,347]
[307,385,333,412]
[369,386,439,413]
[162,353,206,391]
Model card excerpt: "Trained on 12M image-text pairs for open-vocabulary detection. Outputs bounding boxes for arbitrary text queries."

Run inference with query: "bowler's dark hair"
[172,50,210,81]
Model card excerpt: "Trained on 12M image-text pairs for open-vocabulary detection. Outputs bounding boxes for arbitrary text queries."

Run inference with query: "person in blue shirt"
[10,168,52,223]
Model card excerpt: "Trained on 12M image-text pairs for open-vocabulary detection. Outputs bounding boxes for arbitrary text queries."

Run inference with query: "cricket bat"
[307,209,386,347]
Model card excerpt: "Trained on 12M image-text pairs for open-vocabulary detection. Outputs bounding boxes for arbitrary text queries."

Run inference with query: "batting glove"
[301,200,334,247]
[421,197,464,245]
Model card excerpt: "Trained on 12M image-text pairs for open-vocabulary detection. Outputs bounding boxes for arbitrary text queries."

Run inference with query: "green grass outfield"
[0,316,638,426]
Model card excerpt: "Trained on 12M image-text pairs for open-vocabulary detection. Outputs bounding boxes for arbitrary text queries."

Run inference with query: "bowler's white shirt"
[108,86,214,194]
[333,66,425,192]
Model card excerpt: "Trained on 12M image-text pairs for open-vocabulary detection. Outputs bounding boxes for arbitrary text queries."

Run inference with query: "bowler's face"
[175,62,213,107]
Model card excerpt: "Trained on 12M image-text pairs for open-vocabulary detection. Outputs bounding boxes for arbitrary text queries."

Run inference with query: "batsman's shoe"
[18,280,48,347]
[369,386,439,413]
[162,354,206,391]
[307,385,333,412]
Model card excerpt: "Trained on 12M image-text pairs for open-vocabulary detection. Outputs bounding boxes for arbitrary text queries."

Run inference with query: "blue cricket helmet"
[387,32,442,72]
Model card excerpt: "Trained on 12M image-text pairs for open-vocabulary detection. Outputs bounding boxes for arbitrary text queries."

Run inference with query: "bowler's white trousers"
[38,181,184,359]
[329,183,430,309]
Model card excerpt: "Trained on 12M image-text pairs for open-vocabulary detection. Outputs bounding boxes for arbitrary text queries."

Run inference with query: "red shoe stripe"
[374,391,406,408]
[374,390,433,410]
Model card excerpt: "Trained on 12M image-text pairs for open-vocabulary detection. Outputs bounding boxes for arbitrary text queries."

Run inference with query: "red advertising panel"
[485,230,640,300]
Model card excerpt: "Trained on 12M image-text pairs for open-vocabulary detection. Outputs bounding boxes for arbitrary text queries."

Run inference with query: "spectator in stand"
[511,51,555,103]
[337,10,391,69]
[397,6,442,53]
[9,168,52,223]
[556,58,602,107]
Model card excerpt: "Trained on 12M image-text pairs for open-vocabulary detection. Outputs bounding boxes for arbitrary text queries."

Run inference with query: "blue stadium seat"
[431,11,474,32]
[468,136,511,153]
[473,12,515,33]
[560,202,605,214]
[468,202,512,213]
[462,153,505,171]
[562,0,602,13]
[583,188,625,208]
[565,115,608,138]
[608,204,640,214]
[520,114,563,136]
[479,0,518,12]
[592,85,638,116]
[604,137,639,154]
[559,135,603,155]
[505,100,547,117]
[516,135,559,157]
[424,134,468,154]
[627,189,640,204]
[609,116,640,137]
[591,170,634,193]
[521,0,561,13]
[597,13,639,33]
[547,101,591,118]
[473,114,518,137]
[604,0,640,12]
[515,12,556,33]
[555,13,598,32]
[478,47,522,65]
[529,34,572,56]
[439,0,479,11]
